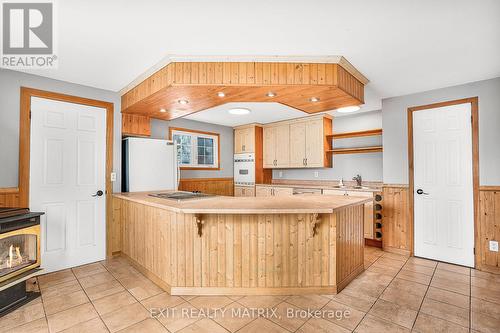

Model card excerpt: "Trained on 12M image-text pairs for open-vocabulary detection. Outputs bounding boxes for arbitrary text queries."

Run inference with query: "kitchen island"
[111,192,371,295]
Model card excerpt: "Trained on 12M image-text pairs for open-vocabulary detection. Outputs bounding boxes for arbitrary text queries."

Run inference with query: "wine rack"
[374,192,383,241]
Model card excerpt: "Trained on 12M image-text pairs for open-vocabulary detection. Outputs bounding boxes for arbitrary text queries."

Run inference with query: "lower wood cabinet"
[234,186,255,197]
[323,189,374,239]
[255,185,293,197]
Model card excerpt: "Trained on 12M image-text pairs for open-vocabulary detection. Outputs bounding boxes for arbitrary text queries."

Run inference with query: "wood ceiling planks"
[121,61,367,120]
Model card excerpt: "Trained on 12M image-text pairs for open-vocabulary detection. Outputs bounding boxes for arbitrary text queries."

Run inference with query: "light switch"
[110,172,117,182]
[489,240,499,252]
[278,171,283,178]
[314,171,319,178]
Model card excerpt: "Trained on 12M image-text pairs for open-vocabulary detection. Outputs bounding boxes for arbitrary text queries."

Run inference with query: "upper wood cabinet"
[263,124,290,168]
[122,114,151,137]
[234,127,255,153]
[263,115,332,169]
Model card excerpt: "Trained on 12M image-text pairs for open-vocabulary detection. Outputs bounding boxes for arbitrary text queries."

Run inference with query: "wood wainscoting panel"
[382,185,411,255]
[0,188,20,207]
[111,197,122,254]
[381,184,500,272]
[335,205,365,290]
[178,178,234,196]
[478,188,500,273]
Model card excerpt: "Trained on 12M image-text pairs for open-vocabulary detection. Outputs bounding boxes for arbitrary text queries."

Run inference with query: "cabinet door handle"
[305,158,307,165]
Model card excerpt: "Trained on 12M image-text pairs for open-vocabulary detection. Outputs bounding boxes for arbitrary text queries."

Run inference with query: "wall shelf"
[326,128,382,140]
[327,146,383,155]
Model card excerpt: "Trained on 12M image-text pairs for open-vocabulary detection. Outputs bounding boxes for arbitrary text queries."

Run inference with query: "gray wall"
[0,68,122,192]
[150,118,234,179]
[382,77,500,185]
[272,110,383,182]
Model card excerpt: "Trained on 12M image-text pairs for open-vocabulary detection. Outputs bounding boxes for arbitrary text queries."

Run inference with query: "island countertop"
[112,191,372,214]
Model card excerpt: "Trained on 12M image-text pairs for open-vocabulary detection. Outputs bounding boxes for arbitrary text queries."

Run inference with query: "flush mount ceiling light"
[228,108,251,115]
[217,92,225,97]
[266,91,277,97]
[159,108,167,113]
[309,97,320,102]
[178,99,189,105]
[337,105,361,113]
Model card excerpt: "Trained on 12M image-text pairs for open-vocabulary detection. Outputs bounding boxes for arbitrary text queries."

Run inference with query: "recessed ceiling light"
[159,108,167,113]
[337,105,361,113]
[217,92,225,97]
[228,108,251,115]
[266,91,276,97]
[309,97,320,102]
[178,99,189,105]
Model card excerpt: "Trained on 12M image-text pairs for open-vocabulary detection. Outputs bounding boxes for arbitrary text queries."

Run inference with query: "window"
[169,127,220,169]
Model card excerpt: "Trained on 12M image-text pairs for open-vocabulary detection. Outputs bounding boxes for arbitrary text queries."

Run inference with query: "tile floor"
[1,247,499,332]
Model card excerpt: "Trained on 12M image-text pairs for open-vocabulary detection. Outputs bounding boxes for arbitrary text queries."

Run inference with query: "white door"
[30,97,107,273]
[413,103,474,267]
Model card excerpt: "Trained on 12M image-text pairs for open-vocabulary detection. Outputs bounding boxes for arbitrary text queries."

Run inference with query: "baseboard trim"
[382,246,411,256]
[120,253,172,293]
[365,239,382,248]
[169,286,339,296]
[336,264,364,293]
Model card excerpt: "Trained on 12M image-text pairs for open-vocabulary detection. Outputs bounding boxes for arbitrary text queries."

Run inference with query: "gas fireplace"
[0,226,40,283]
[0,208,43,316]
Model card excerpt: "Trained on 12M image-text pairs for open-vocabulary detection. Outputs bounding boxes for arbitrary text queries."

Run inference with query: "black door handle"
[92,190,104,197]
[416,189,429,195]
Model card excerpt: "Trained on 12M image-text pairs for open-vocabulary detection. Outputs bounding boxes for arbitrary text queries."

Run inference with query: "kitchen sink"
[149,191,214,201]
[327,185,377,190]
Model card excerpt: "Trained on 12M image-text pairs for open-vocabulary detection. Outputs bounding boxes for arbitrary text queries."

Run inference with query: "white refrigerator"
[122,137,179,192]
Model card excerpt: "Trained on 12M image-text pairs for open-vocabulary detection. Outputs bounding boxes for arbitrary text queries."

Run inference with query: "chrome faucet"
[353,174,362,187]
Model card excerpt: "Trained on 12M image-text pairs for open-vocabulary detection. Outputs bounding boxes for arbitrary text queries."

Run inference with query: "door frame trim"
[20,87,115,258]
[407,97,479,267]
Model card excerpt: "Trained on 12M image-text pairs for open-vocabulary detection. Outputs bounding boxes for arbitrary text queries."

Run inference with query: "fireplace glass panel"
[0,234,37,279]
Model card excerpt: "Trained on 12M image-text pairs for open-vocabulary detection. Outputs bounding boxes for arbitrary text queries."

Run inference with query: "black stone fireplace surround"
[0,208,44,316]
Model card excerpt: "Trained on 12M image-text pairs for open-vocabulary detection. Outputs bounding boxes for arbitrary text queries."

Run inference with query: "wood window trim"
[168,126,221,171]
[19,87,115,257]
[407,97,479,268]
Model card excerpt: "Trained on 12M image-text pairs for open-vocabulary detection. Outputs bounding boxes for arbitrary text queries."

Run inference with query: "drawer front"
[345,191,373,197]
[255,186,272,197]
[323,189,347,196]
[273,187,293,196]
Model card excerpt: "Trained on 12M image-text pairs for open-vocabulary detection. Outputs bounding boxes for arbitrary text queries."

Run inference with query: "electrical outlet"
[110,172,117,182]
[278,171,283,178]
[489,240,499,252]
[314,171,319,178]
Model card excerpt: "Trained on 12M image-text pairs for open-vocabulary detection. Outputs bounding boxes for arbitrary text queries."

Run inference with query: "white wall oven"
[234,153,255,186]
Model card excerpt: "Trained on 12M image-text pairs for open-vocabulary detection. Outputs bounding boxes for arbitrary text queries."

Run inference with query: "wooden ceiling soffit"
[121,62,367,120]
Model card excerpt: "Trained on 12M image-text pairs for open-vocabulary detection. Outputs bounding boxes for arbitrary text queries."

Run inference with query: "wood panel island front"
[111,192,371,295]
